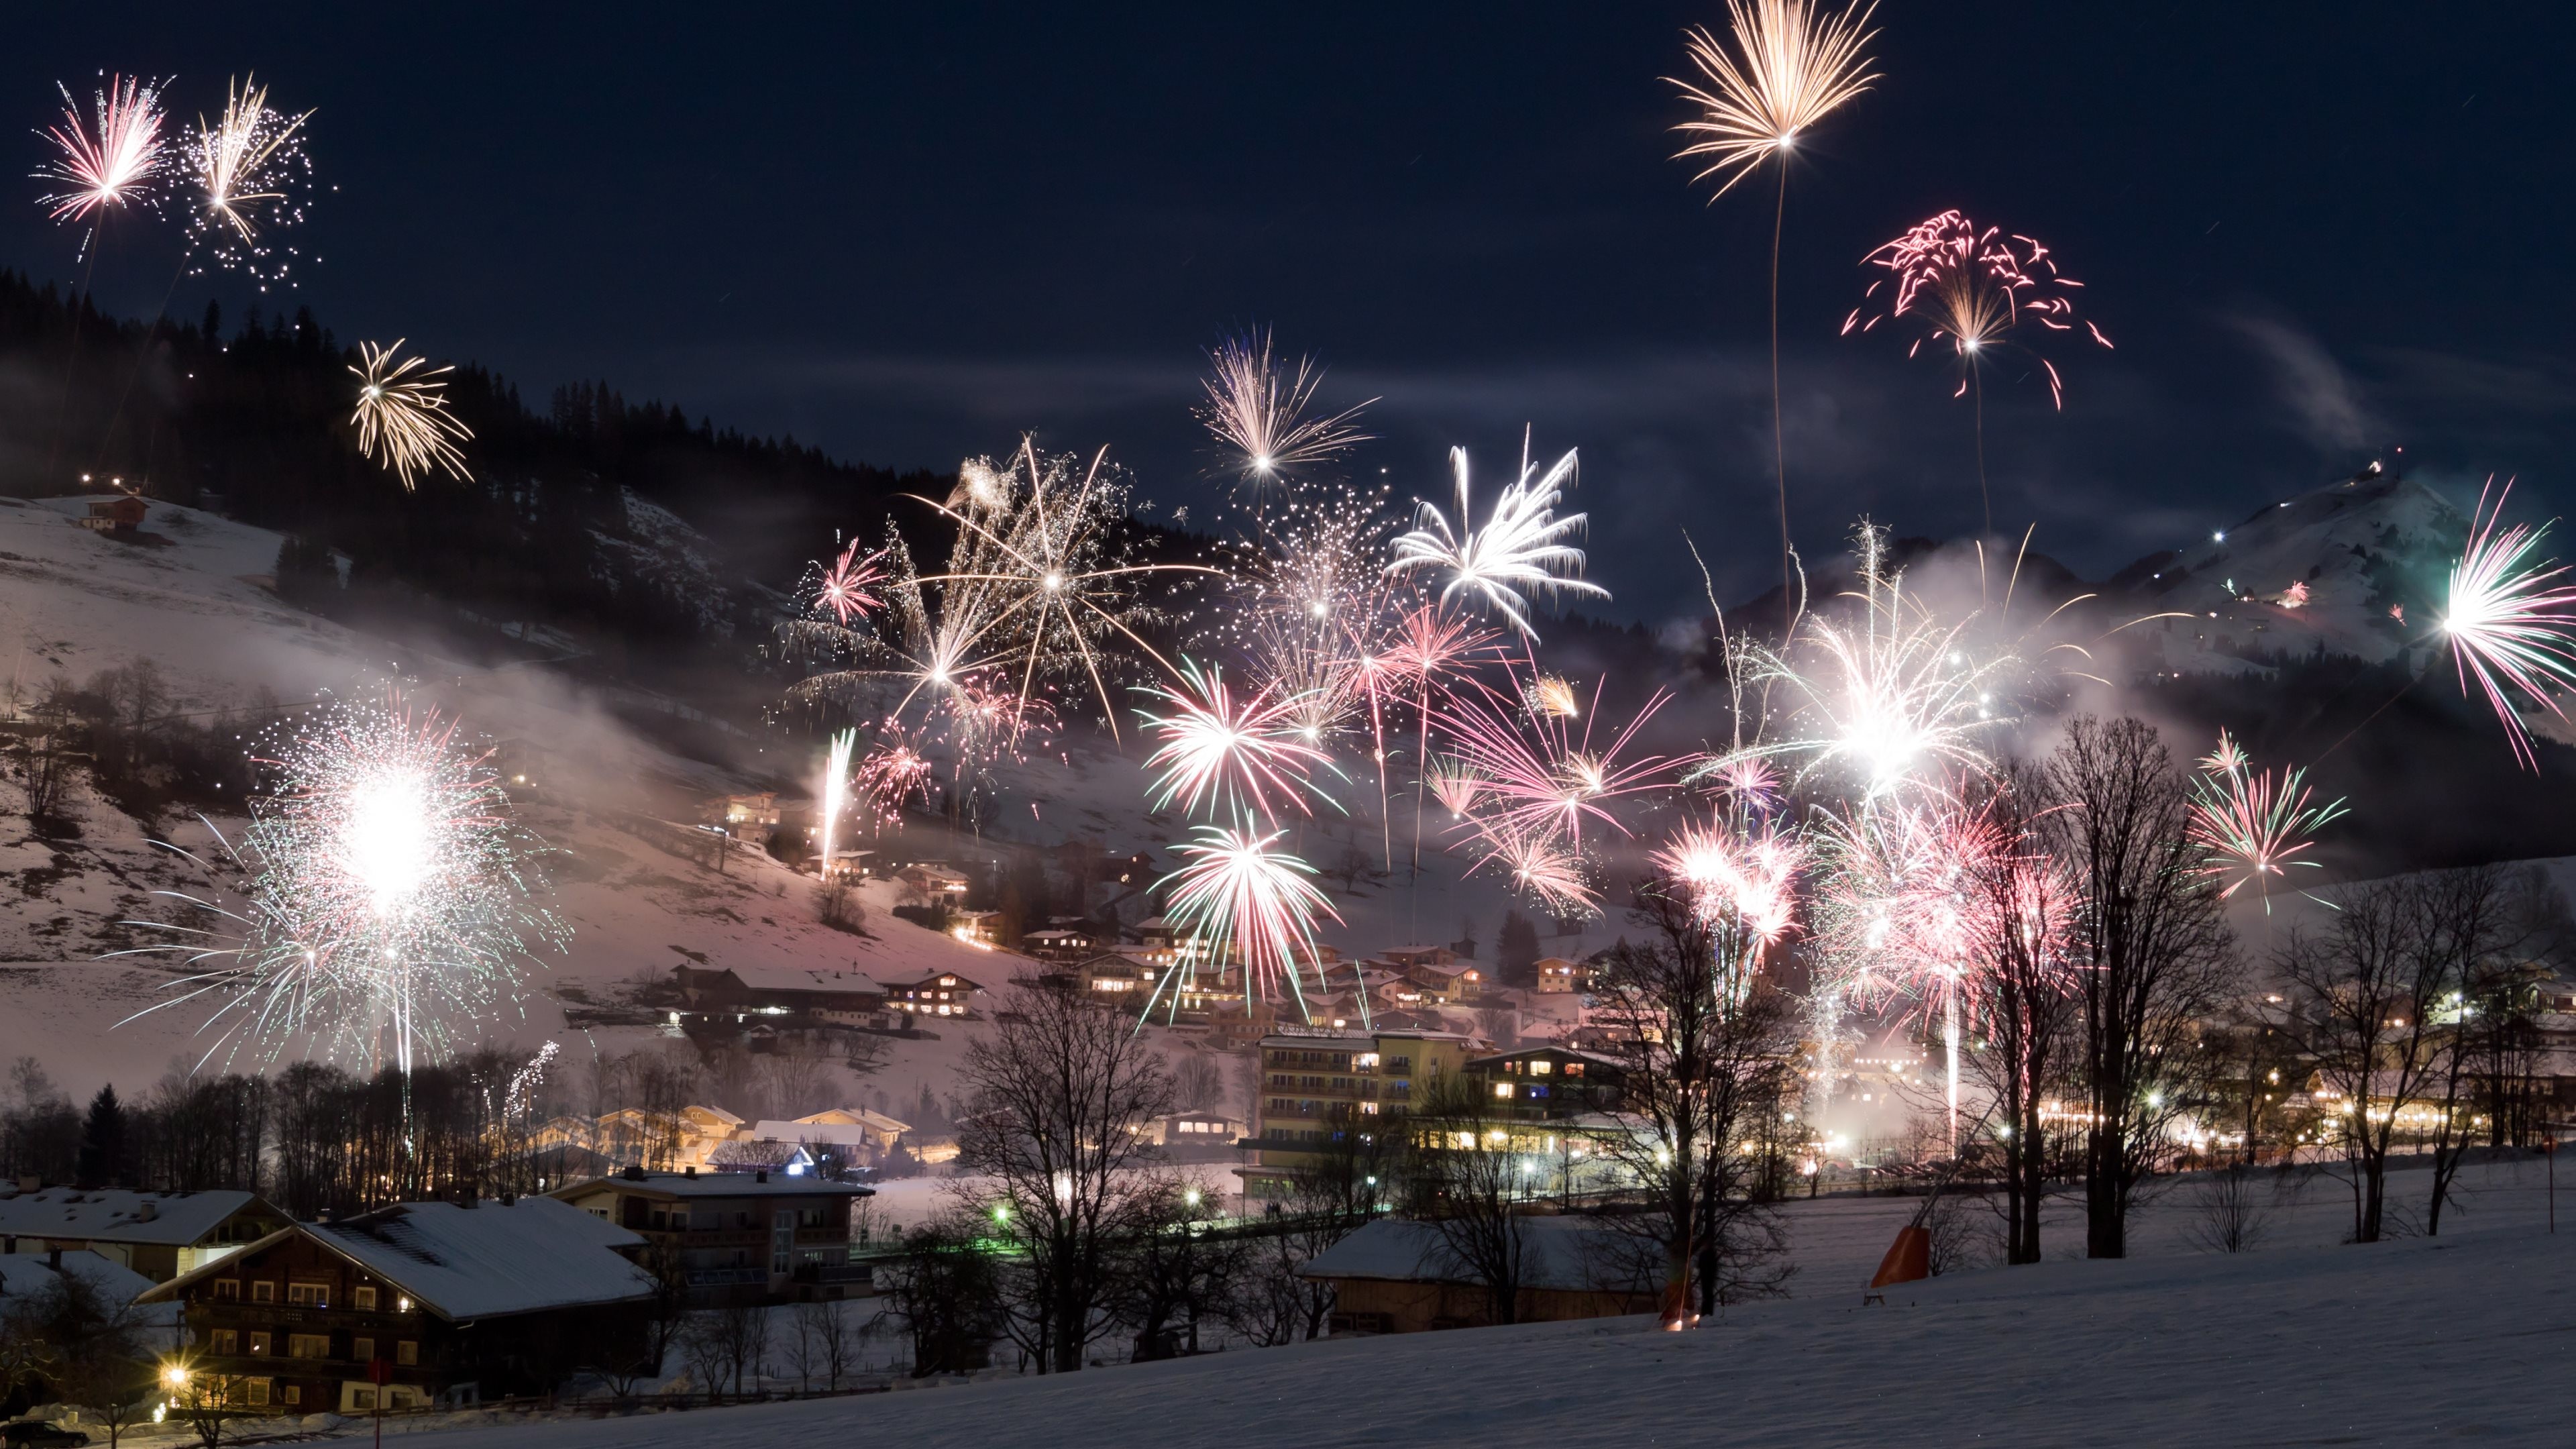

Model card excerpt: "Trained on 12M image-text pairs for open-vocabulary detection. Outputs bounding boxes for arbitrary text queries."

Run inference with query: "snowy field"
[166,1155,2569,1449]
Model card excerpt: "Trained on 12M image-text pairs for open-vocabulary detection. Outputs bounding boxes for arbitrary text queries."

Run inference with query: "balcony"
[686,1268,767,1287]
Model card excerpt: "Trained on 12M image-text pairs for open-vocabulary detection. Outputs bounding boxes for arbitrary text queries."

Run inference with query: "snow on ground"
[300,1157,2576,1448]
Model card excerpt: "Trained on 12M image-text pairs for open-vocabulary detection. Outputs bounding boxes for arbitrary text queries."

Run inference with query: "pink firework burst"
[2441,478,2576,769]
[1845,209,2110,409]
[36,74,169,227]
[1461,820,1597,918]
[1135,657,1340,822]
[1652,816,1805,962]
[810,539,888,625]
[1442,673,1672,849]
[855,726,936,824]
[2187,734,2349,912]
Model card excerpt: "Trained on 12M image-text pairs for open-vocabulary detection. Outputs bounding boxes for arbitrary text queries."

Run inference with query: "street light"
[160,1363,189,1391]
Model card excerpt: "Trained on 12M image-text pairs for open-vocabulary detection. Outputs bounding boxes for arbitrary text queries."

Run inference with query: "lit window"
[211,1329,239,1354]
[396,1340,419,1366]
[1529,1061,1553,1076]
[250,1281,276,1303]
[354,1285,378,1311]
[215,1279,241,1301]
[1493,1082,1514,1099]
[283,1386,301,1407]
[248,1332,271,1355]
[354,1336,375,1362]
[247,1380,270,1407]
[287,1281,329,1307]
[288,1334,330,1358]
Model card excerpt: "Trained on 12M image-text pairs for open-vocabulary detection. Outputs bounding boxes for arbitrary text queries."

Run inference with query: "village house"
[896,861,973,898]
[885,969,985,1018]
[578,1104,749,1171]
[1150,1108,1249,1150]
[1296,1218,1659,1334]
[0,1184,290,1282]
[745,1108,912,1171]
[1534,957,1592,994]
[669,961,887,1021]
[550,1166,874,1304]
[1022,924,1105,961]
[711,791,781,830]
[1405,960,1485,1005]
[138,1196,657,1413]
[76,495,148,534]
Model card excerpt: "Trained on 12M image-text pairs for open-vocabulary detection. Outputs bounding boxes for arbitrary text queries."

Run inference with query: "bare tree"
[1582,892,1798,1323]
[2184,1163,2272,1254]
[2040,717,2239,1258]
[955,975,1176,1372]
[1231,1118,1395,1344]
[2276,873,2465,1243]
[1403,1073,1537,1326]
[681,1301,771,1401]
[788,1299,858,1391]
[1962,767,2082,1265]
[1169,1051,1224,1111]
[1111,1173,1241,1360]
[879,1215,1004,1377]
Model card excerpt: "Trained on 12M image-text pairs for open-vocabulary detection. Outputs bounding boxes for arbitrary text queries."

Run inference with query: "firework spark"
[34,74,169,234]
[1197,330,1374,486]
[1462,822,1597,918]
[1845,210,2110,409]
[1387,445,1608,640]
[350,340,474,488]
[2188,732,2348,911]
[1668,0,1880,199]
[1136,658,1340,823]
[115,692,563,1071]
[854,726,936,824]
[1653,815,1803,961]
[1151,824,1344,1021]
[2441,479,2576,768]
[181,74,317,286]
[1443,672,1670,849]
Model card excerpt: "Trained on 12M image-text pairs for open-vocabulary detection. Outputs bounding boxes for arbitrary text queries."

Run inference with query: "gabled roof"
[690,962,885,996]
[793,1107,912,1134]
[139,1198,656,1321]
[0,1187,270,1247]
[1,1249,178,1327]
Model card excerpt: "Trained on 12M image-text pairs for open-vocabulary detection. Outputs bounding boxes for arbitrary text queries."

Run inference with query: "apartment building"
[1238,1028,1476,1206]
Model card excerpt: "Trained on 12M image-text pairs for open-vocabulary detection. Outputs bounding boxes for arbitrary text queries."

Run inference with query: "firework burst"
[1668,0,1880,199]
[854,726,936,824]
[1846,210,2110,410]
[1387,445,1608,641]
[115,692,563,1071]
[1150,824,1344,1022]
[180,74,317,287]
[1197,330,1374,487]
[34,74,169,239]
[1462,821,1597,918]
[2188,731,2348,911]
[808,539,889,625]
[350,340,474,488]
[1136,657,1340,822]
[1442,669,1671,853]
[2441,479,2576,768]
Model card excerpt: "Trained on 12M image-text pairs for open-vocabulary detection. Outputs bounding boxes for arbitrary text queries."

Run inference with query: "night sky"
[8,3,2572,623]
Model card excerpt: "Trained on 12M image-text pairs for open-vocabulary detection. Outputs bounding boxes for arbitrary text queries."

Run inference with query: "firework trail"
[1387,445,1609,641]
[2187,730,2348,912]
[350,340,474,488]
[1668,0,1879,633]
[1846,211,2111,532]
[113,692,564,1072]
[2441,479,2576,769]
[1136,657,1341,823]
[34,74,170,241]
[180,74,317,288]
[1147,824,1345,1024]
[1197,330,1374,488]
[819,728,857,879]
[1528,674,1580,719]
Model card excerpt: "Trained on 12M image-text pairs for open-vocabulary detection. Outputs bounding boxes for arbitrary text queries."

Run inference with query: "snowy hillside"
[2120,462,2464,675]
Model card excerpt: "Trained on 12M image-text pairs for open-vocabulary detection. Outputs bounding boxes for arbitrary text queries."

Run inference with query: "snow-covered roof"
[697,962,885,995]
[710,1139,811,1169]
[794,1107,912,1134]
[553,1169,874,1200]
[1296,1218,1657,1295]
[0,1187,268,1246]
[140,1197,656,1321]
[0,1248,171,1321]
[755,1120,873,1148]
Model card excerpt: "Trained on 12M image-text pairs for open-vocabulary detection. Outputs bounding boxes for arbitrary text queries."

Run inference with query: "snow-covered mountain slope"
[2118,463,2465,675]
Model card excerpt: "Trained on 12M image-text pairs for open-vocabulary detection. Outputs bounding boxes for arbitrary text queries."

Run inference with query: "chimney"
[755,1170,769,1184]
[683,1166,697,1179]
[135,1201,157,1224]
[47,1247,60,1271]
